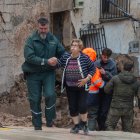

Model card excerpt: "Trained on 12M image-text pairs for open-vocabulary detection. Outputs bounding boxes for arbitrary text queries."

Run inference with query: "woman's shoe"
[70,124,79,134]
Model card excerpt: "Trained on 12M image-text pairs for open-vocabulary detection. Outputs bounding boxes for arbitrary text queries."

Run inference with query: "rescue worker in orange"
[82,48,104,131]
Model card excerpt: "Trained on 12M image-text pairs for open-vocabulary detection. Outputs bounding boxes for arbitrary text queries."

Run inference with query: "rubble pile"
[0,74,71,128]
[0,113,32,127]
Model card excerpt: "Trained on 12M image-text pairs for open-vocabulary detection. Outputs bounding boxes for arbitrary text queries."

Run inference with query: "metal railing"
[80,24,107,59]
[100,0,130,21]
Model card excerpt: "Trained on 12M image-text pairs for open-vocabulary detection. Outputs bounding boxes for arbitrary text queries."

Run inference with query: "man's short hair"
[37,17,49,26]
[102,48,112,58]
[124,62,134,71]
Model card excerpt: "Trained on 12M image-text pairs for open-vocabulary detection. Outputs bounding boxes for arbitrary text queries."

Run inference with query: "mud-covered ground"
[0,74,71,128]
[0,74,140,133]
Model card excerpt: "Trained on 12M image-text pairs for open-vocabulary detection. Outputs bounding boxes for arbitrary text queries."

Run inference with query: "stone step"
[0,127,140,140]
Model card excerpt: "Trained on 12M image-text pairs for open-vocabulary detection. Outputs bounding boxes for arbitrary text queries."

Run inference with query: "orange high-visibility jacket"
[82,48,104,93]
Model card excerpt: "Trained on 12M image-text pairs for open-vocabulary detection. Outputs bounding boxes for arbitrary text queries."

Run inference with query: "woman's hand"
[77,77,89,87]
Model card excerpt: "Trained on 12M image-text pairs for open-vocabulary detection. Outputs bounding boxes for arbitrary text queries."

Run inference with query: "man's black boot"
[34,127,42,130]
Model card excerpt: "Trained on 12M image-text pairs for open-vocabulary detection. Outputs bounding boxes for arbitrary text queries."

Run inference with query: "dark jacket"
[104,71,140,109]
[57,52,96,92]
[94,58,117,82]
[22,31,65,73]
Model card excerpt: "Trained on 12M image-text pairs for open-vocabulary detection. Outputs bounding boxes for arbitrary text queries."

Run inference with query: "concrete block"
[3,4,23,14]
[3,4,14,13]
[0,32,3,40]
[5,0,25,5]
[0,31,12,41]
[0,1,3,5]
[3,13,11,22]
[12,4,24,16]
[0,49,7,58]
[3,22,13,31]
[0,4,4,11]
[0,40,9,50]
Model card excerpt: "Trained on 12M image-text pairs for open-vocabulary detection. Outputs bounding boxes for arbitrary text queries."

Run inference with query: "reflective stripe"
[46,104,55,110]
[99,81,105,88]
[91,79,103,86]
[31,110,42,115]
[89,90,99,94]
[41,58,45,65]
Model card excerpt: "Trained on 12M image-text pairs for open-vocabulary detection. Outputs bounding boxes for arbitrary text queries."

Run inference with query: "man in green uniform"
[104,62,140,132]
[22,17,65,130]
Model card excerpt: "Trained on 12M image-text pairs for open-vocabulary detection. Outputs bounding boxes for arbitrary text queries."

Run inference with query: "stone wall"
[0,0,49,94]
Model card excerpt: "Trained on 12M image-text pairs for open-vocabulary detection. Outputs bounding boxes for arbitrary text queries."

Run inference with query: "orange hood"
[82,48,96,62]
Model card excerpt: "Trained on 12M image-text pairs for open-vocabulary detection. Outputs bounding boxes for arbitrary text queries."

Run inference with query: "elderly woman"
[56,39,96,134]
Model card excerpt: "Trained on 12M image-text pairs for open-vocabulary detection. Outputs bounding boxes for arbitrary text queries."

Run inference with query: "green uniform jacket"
[22,31,65,73]
[104,71,140,109]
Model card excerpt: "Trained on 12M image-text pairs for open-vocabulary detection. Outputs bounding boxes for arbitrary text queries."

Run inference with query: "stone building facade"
[0,0,140,94]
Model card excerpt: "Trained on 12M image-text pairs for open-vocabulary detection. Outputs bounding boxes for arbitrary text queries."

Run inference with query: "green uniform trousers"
[26,71,56,127]
[106,107,134,132]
